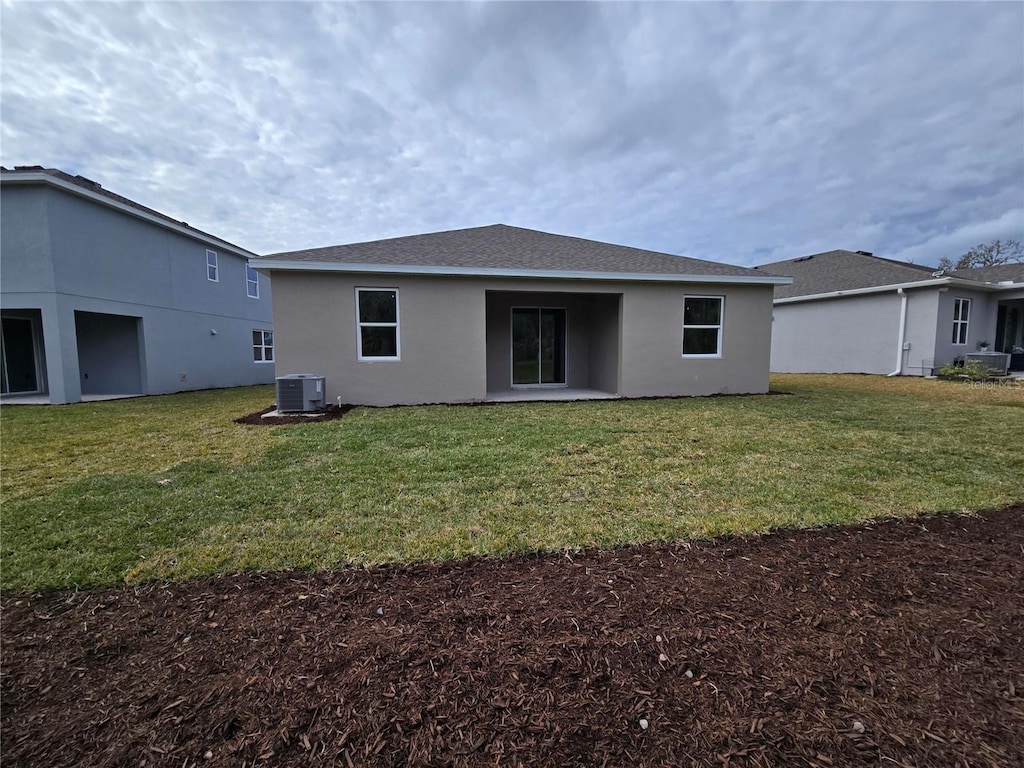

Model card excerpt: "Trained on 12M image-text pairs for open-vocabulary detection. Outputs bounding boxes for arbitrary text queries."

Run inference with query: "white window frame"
[952,297,970,345]
[246,264,259,299]
[356,287,401,361]
[253,329,273,363]
[682,295,724,358]
[207,249,219,282]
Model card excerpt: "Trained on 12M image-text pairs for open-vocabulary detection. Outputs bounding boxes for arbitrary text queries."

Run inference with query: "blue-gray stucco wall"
[75,311,143,395]
[1,182,274,403]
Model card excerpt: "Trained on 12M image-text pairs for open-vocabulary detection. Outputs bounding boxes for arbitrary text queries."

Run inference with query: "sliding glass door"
[1,314,42,395]
[512,307,566,386]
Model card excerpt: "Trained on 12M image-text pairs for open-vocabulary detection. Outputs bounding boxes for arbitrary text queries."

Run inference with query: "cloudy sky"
[2,1,1022,267]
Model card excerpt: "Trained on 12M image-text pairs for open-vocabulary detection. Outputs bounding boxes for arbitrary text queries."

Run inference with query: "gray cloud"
[2,1,1021,267]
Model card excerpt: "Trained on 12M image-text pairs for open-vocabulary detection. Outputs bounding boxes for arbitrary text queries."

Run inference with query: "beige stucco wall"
[619,282,773,397]
[271,271,775,406]
[272,273,488,406]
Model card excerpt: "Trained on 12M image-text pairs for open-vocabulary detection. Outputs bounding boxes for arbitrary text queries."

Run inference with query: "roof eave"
[250,260,793,286]
[1,171,257,258]
[773,276,1008,304]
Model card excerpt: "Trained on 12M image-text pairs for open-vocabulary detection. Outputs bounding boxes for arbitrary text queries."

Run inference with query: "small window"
[246,264,259,299]
[207,250,219,282]
[253,330,273,363]
[356,288,400,360]
[683,296,724,357]
[952,298,970,345]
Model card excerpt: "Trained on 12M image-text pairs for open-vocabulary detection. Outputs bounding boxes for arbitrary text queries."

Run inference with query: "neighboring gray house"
[1,166,274,404]
[756,250,1024,375]
[255,224,791,407]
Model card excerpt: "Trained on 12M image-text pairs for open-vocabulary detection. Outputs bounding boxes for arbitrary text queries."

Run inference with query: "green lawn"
[2,375,1022,591]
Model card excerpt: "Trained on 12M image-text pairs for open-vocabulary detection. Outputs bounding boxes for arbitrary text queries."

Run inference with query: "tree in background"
[938,239,1023,271]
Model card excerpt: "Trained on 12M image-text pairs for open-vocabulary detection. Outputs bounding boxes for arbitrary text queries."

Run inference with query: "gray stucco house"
[756,250,1024,375]
[255,224,791,407]
[1,166,274,404]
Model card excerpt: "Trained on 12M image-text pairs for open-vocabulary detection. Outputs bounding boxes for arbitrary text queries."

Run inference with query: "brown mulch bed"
[3,506,1022,767]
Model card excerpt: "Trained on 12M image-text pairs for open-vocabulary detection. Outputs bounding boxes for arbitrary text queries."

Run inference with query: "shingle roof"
[949,263,1024,283]
[260,224,767,278]
[755,250,940,299]
[0,165,253,256]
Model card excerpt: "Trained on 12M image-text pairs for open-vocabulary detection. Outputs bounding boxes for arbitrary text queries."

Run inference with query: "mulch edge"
[5,503,1017,601]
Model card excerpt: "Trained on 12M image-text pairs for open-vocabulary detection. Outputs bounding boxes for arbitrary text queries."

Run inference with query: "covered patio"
[0,393,144,406]
[486,387,621,403]
[996,298,1024,371]
[484,290,621,400]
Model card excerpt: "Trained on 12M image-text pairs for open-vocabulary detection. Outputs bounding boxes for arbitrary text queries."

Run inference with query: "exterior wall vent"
[276,374,326,413]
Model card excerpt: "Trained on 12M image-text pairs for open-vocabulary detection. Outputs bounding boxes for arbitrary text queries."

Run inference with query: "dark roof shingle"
[260,224,764,278]
[755,250,940,299]
[949,263,1024,283]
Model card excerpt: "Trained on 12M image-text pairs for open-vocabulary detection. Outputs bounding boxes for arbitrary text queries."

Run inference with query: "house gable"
[1,166,254,260]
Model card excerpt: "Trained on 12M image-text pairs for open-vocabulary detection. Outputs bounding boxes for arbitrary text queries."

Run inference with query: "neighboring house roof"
[756,249,1024,303]
[949,263,1024,283]
[0,165,255,258]
[257,224,791,285]
[755,249,939,299]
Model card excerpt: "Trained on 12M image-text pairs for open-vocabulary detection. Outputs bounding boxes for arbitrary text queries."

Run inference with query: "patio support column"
[40,297,81,404]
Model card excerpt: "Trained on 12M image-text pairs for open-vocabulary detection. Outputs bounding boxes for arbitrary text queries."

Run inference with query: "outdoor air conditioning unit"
[276,374,326,413]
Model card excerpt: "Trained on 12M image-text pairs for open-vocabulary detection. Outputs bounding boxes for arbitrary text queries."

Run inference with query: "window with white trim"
[246,264,259,299]
[952,298,970,345]
[683,295,724,357]
[253,330,273,362]
[356,288,400,360]
[207,250,219,282]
